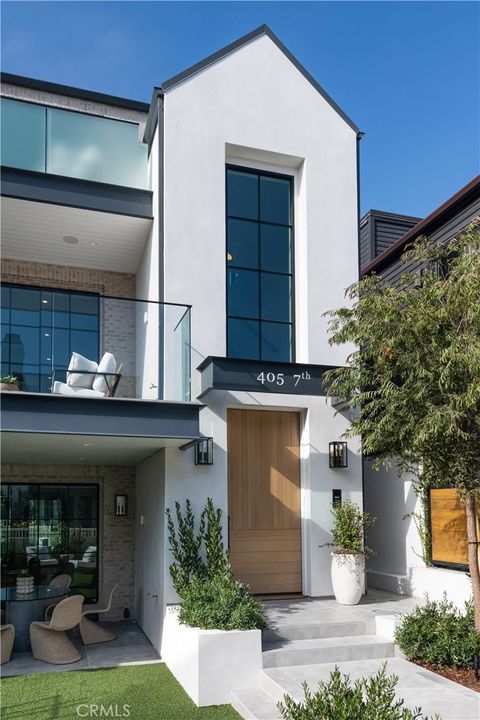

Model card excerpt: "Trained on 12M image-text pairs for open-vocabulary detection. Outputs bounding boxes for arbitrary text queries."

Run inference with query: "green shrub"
[166,499,206,595]
[322,500,375,555]
[166,497,230,596]
[394,595,480,668]
[278,664,441,720]
[178,573,267,631]
[203,497,230,579]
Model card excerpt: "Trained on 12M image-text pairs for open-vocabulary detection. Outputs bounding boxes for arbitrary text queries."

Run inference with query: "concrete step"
[262,634,395,668]
[230,685,282,720]
[262,619,369,644]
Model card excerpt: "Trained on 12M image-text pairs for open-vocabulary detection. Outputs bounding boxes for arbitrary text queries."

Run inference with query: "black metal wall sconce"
[115,494,128,516]
[329,441,348,468]
[179,437,214,465]
[195,438,213,465]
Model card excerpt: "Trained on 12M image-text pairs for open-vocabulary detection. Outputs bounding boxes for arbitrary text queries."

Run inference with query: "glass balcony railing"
[1,289,191,402]
[0,97,148,189]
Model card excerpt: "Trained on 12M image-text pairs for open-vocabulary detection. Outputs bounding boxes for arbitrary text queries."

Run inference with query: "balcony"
[1,289,191,402]
[0,97,148,190]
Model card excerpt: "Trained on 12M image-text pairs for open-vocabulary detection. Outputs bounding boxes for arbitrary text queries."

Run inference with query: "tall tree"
[324,221,480,629]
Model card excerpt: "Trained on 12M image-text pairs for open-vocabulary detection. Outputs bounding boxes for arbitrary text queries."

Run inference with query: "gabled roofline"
[144,24,361,145]
[362,175,480,275]
[0,72,150,114]
[360,209,422,227]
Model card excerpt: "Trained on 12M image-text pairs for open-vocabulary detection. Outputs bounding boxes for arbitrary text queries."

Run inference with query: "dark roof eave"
[362,175,480,276]
[0,72,150,114]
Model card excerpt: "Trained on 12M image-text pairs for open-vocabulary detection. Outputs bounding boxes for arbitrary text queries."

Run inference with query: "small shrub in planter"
[278,664,441,720]
[321,501,375,605]
[395,595,480,668]
[178,573,267,631]
[0,375,19,391]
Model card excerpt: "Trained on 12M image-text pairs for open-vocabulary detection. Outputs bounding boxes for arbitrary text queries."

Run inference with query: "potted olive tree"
[323,500,375,605]
[0,375,20,392]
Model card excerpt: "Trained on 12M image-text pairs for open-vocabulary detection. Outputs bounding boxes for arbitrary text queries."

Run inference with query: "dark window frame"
[1,282,100,393]
[1,482,100,601]
[225,164,295,362]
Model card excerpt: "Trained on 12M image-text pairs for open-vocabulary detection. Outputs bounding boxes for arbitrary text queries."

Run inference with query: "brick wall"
[1,259,136,297]
[1,259,137,398]
[2,463,135,621]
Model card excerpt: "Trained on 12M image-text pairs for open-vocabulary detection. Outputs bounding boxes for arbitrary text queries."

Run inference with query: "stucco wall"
[163,392,363,603]
[135,450,165,651]
[160,33,359,399]
[156,34,361,601]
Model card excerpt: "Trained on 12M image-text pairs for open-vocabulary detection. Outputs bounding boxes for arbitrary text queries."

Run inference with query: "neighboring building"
[0,25,363,652]
[362,175,480,608]
[360,209,421,271]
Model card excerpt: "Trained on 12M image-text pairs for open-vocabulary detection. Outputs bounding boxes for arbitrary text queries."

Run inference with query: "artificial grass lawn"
[0,663,242,720]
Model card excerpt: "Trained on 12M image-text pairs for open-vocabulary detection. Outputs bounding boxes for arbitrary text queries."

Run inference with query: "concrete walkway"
[231,591,480,720]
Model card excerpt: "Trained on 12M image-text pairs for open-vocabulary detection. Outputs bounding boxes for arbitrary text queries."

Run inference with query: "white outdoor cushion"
[52,381,105,398]
[66,352,98,388]
[92,352,117,394]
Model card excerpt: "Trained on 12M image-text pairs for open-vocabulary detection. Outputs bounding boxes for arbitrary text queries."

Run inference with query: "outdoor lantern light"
[195,438,213,465]
[115,494,128,516]
[329,441,348,468]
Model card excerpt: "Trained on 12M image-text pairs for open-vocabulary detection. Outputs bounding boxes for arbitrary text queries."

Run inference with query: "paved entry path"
[231,591,480,720]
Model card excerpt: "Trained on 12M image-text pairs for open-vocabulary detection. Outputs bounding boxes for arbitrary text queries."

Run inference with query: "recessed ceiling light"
[78,457,86,461]
[89,241,98,247]
[63,235,79,245]
[44,333,50,337]
[42,299,49,304]
[82,442,94,447]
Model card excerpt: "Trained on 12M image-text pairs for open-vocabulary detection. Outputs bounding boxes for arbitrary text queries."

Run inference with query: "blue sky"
[2,1,479,217]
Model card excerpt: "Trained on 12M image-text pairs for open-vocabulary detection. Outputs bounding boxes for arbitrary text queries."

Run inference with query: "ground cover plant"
[0,664,241,720]
[278,664,441,720]
[395,596,480,668]
[179,572,267,631]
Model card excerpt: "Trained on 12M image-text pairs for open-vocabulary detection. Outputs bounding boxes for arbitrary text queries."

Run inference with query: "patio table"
[2,585,70,652]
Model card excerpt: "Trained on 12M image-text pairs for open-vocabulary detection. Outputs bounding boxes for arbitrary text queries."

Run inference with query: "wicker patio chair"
[30,594,84,664]
[79,580,118,645]
[1,624,15,664]
[44,573,73,619]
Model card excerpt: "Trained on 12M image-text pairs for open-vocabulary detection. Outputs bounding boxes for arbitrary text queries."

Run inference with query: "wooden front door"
[227,409,302,594]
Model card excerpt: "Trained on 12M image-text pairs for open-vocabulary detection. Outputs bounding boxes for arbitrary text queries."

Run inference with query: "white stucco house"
[1,25,365,654]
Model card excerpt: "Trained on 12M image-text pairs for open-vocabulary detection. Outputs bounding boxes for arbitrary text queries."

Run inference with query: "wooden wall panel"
[228,409,301,594]
[430,488,468,565]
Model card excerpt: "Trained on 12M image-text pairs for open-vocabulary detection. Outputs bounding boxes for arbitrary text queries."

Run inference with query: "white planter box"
[161,605,262,707]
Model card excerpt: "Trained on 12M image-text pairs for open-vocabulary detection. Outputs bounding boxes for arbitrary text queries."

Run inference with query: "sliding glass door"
[1,484,99,601]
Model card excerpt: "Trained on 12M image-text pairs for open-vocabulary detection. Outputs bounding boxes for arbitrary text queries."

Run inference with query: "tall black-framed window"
[0,483,99,601]
[1,284,100,392]
[226,166,294,362]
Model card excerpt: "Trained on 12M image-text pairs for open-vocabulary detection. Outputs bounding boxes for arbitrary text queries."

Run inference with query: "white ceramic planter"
[161,605,262,707]
[331,552,365,605]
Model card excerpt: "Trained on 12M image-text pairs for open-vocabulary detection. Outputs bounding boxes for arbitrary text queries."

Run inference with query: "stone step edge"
[262,633,394,653]
[230,685,282,720]
[262,619,372,642]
